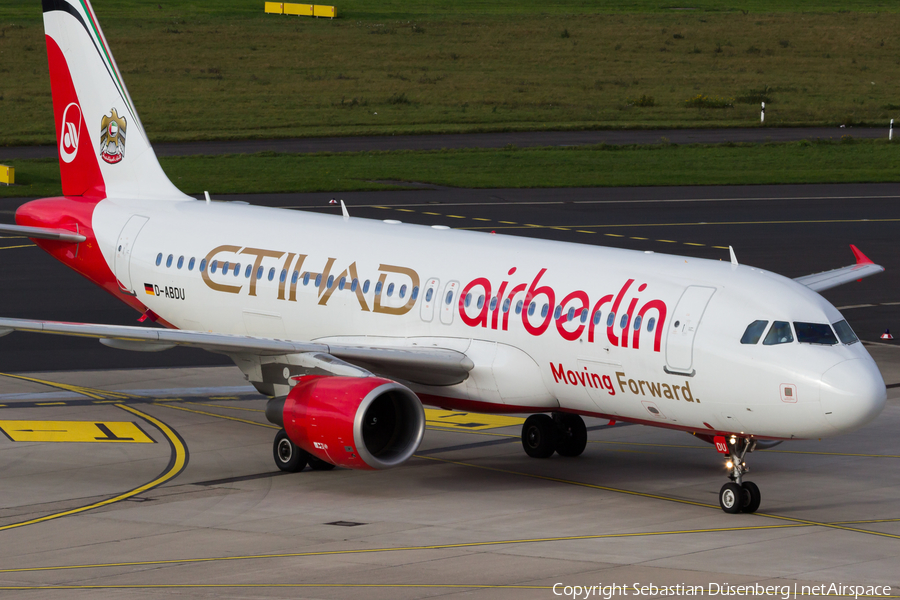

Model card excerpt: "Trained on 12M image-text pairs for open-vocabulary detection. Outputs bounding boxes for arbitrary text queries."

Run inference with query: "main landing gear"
[718,435,761,514]
[521,412,588,459]
[273,429,335,472]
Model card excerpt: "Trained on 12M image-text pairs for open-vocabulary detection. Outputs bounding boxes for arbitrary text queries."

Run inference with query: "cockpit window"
[763,321,793,345]
[740,320,768,344]
[794,322,838,345]
[833,320,859,345]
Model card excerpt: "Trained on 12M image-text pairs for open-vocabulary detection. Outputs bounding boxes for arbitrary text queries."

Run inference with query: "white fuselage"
[93,196,886,440]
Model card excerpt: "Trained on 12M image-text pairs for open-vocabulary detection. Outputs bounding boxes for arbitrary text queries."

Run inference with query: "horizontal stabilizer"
[0,317,474,386]
[794,245,884,292]
[0,223,86,243]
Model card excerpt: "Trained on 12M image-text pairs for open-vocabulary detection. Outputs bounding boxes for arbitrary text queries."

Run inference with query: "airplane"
[0,0,887,514]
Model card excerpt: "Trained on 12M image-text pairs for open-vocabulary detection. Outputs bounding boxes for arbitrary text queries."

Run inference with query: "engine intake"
[279,375,425,470]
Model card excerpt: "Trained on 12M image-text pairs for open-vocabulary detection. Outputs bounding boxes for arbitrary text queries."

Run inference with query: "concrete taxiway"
[0,352,898,598]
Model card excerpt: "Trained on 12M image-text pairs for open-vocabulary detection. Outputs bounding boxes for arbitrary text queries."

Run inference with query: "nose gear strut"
[716,435,762,514]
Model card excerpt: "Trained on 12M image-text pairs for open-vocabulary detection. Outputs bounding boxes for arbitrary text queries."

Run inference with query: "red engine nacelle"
[280,375,425,470]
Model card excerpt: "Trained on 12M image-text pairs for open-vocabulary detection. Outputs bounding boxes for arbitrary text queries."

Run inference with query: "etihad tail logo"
[59,102,82,164]
[100,108,127,164]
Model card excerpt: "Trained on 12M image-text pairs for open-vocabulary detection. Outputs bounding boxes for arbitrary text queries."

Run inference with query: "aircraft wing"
[0,317,474,386]
[793,245,884,293]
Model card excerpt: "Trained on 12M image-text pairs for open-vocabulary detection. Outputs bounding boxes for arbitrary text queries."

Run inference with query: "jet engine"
[268,375,425,470]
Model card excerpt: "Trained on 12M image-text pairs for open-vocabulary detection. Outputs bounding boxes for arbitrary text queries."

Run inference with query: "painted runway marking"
[158,402,279,429]
[0,372,136,401]
[424,408,524,431]
[0,420,154,443]
[0,404,186,532]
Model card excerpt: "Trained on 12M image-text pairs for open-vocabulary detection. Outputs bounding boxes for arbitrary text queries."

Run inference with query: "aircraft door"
[114,215,149,295]
[420,278,440,323]
[665,285,716,374]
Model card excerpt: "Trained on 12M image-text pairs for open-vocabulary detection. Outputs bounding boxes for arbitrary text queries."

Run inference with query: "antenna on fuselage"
[204,191,211,205]
[340,199,350,221]
[729,245,739,266]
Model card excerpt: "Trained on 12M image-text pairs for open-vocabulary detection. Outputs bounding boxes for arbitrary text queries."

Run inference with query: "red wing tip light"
[850,244,875,265]
[881,329,894,340]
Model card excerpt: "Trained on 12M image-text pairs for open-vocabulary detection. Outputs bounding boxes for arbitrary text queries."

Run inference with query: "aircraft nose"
[820,358,886,432]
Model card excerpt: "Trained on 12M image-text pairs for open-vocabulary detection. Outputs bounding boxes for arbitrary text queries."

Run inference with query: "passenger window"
[280,269,287,283]
[375,281,383,295]
[580,309,588,323]
[270,268,277,282]
[763,321,794,345]
[794,322,838,345]
[303,272,311,286]
[386,283,394,296]
[291,271,299,284]
[541,304,549,318]
[566,307,574,321]
[633,315,642,330]
[516,300,523,315]
[445,290,453,305]
[607,312,615,327]
[315,274,322,288]
[593,311,602,325]
[351,278,359,292]
[529,302,536,316]
[326,275,334,288]
[233,263,240,276]
[490,297,498,311]
[210,260,218,273]
[177,256,184,269]
[257,266,264,281]
[503,298,511,313]
[477,295,485,309]
[647,317,656,332]
[740,320,769,344]
[620,314,629,329]
[833,320,859,345]
[464,293,472,307]
[554,306,562,320]
[338,276,346,290]
[399,284,407,298]
[245,264,252,278]
[425,288,434,302]
[363,280,370,293]
[222,261,229,274]
[156,253,162,266]
[199,259,207,272]
[411,286,418,300]
[166,254,173,268]
[188,257,195,271]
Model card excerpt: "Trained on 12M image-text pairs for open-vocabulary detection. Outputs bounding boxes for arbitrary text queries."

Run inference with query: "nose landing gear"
[717,435,761,514]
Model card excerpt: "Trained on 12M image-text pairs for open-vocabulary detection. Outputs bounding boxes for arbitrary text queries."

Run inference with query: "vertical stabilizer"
[42,0,189,200]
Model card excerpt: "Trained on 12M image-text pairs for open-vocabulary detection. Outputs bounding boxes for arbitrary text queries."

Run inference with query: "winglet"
[850,244,875,265]
[729,245,738,266]
[340,200,350,221]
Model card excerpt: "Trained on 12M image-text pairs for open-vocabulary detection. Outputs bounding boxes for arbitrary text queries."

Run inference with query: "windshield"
[740,320,768,344]
[763,321,793,345]
[794,322,838,345]
[832,320,859,345]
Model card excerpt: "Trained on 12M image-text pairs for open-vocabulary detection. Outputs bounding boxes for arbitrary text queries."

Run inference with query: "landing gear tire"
[522,414,558,458]
[274,429,308,472]
[719,482,743,514]
[741,481,761,514]
[554,413,587,457]
[307,455,336,471]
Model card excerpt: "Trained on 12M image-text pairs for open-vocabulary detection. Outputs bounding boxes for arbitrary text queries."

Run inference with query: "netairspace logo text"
[551,582,893,600]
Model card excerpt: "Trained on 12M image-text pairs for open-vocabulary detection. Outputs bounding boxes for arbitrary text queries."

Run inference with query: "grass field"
[3,140,898,199]
[2,1,900,145]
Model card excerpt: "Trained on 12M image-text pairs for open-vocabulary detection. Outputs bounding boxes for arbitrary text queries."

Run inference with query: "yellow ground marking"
[576,230,595,234]
[684,242,705,246]
[35,402,65,406]
[374,206,390,209]
[0,523,813,574]
[395,208,414,212]
[605,233,623,237]
[422,456,900,540]
[0,584,553,592]
[157,402,279,429]
[0,244,36,250]
[422,211,441,215]
[446,214,465,219]
[550,226,570,231]
[630,236,647,240]
[499,220,517,224]
[189,401,264,413]
[208,396,239,400]
[472,217,491,221]
[0,372,136,400]
[423,408,525,431]
[0,420,154,443]
[713,245,730,249]
[467,217,900,231]
[0,404,185,532]
[657,239,677,243]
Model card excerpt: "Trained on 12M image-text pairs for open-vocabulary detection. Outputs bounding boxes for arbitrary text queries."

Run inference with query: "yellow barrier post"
[264,2,284,14]
[284,3,314,16]
[313,5,336,18]
[0,165,13,186]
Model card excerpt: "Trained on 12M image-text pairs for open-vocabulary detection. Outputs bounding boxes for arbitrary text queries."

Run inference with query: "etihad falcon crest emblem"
[100,108,127,164]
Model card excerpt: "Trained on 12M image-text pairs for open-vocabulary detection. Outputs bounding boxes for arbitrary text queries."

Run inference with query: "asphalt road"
[1,181,898,372]
[0,126,890,160]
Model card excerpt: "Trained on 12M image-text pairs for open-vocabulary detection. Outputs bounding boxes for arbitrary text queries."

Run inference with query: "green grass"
[2,1,900,145]
[4,140,898,198]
